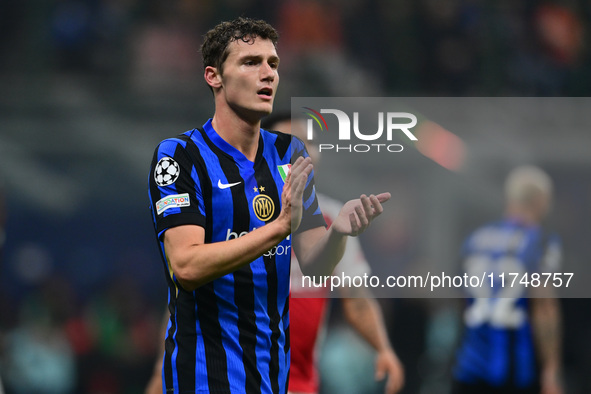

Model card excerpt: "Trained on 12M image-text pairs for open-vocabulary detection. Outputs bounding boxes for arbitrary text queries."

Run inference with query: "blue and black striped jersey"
[148,119,326,394]
[453,218,562,389]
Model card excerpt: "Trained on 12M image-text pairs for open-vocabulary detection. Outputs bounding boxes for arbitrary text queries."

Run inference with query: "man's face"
[218,37,279,121]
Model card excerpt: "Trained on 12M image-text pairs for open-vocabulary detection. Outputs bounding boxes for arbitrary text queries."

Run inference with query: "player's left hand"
[375,348,405,394]
[332,193,391,236]
[540,368,563,394]
[541,381,563,394]
[144,372,163,394]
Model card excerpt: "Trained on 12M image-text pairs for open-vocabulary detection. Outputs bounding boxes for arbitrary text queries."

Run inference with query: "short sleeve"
[148,137,206,239]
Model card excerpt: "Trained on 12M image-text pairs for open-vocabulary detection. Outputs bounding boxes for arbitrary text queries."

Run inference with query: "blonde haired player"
[452,165,563,394]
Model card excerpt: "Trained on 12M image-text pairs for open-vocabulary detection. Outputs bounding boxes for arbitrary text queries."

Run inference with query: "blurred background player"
[452,166,563,394]
[262,113,404,394]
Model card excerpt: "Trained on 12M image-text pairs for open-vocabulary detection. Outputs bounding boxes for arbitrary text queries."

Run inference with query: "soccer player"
[261,114,404,394]
[147,17,390,394]
[452,166,563,394]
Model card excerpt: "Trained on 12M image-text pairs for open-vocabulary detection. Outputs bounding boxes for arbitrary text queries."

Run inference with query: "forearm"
[531,297,562,375]
[166,220,289,291]
[295,226,347,278]
[145,311,168,394]
[145,358,164,394]
[344,296,405,393]
[295,193,390,278]
[342,297,392,352]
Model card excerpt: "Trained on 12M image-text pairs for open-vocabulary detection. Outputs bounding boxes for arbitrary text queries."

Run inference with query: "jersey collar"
[202,119,264,167]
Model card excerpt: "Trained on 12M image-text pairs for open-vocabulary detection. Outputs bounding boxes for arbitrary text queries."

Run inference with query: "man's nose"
[261,62,276,81]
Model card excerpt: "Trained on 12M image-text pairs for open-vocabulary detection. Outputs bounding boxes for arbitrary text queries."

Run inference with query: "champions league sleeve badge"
[154,157,180,187]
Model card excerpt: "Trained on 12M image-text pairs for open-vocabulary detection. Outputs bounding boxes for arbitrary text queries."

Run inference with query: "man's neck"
[211,107,261,162]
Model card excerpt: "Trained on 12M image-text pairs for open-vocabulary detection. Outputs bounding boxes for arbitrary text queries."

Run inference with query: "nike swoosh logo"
[218,179,242,189]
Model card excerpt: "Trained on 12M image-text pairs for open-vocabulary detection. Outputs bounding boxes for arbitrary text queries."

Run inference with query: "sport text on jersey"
[226,228,290,257]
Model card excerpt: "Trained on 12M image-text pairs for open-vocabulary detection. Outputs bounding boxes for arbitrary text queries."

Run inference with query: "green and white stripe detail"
[277,164,291,182]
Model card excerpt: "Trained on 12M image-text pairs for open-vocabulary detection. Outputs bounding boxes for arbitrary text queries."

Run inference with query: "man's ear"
[204,66,222,90]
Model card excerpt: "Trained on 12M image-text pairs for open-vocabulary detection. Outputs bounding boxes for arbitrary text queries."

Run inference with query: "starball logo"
[302,107,418,153]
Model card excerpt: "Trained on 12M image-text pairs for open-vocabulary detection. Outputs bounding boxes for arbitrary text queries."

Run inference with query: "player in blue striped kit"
[147,17,390,394]
[452,166,563,394]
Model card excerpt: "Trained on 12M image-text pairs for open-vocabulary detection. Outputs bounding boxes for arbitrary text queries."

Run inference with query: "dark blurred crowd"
[1,0,590,96]
[0,185,165,393]
[0,274,161,393]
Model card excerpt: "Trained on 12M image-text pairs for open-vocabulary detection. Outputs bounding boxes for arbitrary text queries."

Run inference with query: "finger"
[302,162,313,178]
[291,160,313,188]
[386,372,403,394]
[291,155,305,168]
[376,192,391,203]
[290,160,312,198]
[394,366,405,393]
[289,158,303,181]
[349,212,360,235]
[375,363,385,381]
[386,375,398,394]
[291,156,310,175]
[356,202,369,226]
[395,370,405,391]
[361,194,373,217]
[292,173,308,202]
[283,183,291,206]
[369,194,384,216]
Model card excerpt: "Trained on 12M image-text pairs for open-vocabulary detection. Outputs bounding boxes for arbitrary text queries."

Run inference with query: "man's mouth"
[257,87,273,99]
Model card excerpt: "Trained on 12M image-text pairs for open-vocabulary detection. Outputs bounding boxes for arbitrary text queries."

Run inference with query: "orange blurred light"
[415,121,466,171]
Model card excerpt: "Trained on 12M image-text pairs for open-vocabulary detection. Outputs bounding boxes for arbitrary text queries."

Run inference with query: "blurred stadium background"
[1,1,591,393]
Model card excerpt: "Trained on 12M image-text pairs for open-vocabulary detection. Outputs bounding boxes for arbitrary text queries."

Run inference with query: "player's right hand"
[279,156,313,234]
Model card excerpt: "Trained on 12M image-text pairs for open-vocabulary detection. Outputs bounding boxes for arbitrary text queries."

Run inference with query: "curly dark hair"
[201,17,279,73]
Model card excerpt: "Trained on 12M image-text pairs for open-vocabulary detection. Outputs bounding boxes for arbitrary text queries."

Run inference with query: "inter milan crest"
[154,157,180,186]
[253,190,275,222]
